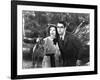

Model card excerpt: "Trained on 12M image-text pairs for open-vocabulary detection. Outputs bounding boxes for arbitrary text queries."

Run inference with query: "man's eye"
[58,27,64,28]
[57,26,64,28]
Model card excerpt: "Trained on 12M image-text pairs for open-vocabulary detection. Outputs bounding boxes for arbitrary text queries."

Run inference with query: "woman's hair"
[47,24,59,45]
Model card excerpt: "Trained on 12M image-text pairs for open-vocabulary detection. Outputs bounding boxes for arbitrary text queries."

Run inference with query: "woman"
[42,24,61,68]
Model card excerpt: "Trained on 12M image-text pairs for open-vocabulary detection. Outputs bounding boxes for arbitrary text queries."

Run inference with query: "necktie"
[59,37,64,48]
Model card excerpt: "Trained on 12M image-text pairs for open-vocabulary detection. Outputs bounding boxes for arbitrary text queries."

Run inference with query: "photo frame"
[11,0,97,79]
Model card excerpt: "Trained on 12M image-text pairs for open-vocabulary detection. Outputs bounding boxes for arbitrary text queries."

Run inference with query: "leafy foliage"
[23,11,89,45]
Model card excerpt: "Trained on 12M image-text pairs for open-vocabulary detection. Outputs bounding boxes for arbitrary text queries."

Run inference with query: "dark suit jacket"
[58,32,82,66]
[78,45,89,65]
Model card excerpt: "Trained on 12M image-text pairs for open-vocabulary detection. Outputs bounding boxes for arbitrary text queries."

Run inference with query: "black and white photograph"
[22,11,90,69]
[11,1,97,79]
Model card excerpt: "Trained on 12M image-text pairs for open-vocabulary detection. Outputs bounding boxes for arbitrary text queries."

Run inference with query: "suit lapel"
[63,32,69,46]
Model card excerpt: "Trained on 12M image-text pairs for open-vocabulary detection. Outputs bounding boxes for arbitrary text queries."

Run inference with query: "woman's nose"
[51,30,53,33]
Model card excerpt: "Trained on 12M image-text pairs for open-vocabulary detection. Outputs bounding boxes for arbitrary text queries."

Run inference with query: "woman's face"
[49,27,56,38]
[57,23,66,35]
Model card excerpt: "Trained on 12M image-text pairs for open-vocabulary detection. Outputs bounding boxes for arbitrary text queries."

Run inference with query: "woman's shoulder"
[43,36,54,45]
[43,36,50,44]
[43,36,51,41]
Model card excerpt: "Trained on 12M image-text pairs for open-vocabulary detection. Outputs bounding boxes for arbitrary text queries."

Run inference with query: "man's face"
[57,23,66,35]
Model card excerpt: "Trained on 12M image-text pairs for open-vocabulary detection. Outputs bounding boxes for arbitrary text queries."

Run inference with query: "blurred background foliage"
[23,10,89,45]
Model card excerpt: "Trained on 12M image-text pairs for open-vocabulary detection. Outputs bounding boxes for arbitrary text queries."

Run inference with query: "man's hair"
[57,21,66,27]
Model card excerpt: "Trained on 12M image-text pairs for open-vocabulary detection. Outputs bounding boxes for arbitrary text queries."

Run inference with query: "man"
[56,21,82,66]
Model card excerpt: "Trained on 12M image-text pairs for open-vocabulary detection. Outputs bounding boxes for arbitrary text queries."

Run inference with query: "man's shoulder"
[65,32,75,40]
[65,32,81,44]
